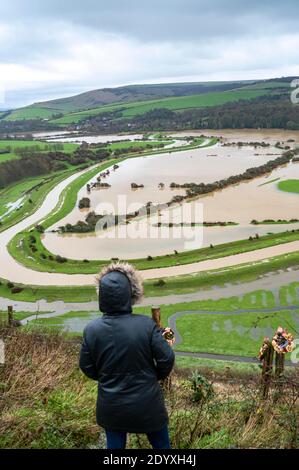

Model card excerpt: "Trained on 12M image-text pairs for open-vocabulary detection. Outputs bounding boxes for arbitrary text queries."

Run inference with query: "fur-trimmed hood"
[97,262,143,314]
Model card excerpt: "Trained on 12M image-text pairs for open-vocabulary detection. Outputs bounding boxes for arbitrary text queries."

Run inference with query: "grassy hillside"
[0,325,297,449]
[5,107,62,121]
[29,80,254,112]
[49,88,277,125]
[2,78,292,123]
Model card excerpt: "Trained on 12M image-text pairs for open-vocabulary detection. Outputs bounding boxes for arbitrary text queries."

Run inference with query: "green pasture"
[50,89,270,125]
[278,179,299,194]
[4,107,63,121]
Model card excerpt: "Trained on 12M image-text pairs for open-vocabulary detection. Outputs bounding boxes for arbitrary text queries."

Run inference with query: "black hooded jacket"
[79,270,175,433]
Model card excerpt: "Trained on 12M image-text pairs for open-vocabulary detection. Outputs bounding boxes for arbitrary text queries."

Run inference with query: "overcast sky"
[0,0,299,109]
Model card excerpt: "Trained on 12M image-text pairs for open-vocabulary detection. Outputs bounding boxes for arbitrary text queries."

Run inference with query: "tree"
[78,197,91,209]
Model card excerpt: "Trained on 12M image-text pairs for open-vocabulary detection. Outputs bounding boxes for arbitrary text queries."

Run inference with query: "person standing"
[79,262,175,449]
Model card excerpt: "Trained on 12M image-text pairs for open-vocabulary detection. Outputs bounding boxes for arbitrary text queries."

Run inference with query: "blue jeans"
[105,425,171,449]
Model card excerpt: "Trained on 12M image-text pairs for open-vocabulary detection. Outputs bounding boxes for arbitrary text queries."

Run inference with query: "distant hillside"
[4,80,254,121]
[1,77,293,124]
[31,80,255,111]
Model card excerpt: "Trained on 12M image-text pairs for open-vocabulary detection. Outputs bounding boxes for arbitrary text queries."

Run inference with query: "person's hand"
[162,327,175,347]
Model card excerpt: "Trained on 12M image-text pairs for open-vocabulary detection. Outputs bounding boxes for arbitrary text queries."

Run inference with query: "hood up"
[97,262,144,315]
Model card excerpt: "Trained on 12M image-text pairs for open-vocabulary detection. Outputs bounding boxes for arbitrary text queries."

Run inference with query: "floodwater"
[0,197,25,221]
[45,133,145,144]
[0,129,299,286]
[42,135,299,260]
[47,144,282,227]
[171,128,299,146]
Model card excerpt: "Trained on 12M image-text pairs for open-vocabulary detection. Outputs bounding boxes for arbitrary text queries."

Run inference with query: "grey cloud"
[1,0,299,42]
[0,0,299,107]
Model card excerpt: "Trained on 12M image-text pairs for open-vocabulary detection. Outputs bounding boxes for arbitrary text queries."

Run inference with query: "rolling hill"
[1,77,292,125]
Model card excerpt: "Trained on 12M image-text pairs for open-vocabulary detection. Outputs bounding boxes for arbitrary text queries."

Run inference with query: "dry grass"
[0,325,98,448]
[0,325,298,449]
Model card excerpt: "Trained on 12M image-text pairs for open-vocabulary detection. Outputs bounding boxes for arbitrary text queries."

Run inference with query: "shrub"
[35,225,45,233]
[153,279,166,288]
[78,197,91,209]
[190,371,214,403]
[55,255,68,264]
[11,287,23,294]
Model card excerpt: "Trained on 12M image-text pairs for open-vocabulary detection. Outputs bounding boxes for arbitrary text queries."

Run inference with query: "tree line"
[0,148,108,189]
[74,95,299,133]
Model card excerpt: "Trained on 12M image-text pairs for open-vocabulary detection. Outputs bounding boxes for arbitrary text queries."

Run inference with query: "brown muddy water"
[43,131,299,260]
[0,129,298,286]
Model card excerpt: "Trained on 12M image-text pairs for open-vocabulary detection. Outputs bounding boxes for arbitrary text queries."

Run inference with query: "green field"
[0,170,84,232]
[2,282,298,372]
[3,78,290,125]
[0,139,78,164]
[50,88,270,125]
[278,179,299,194]
[0,279,96,303]
[174,310,296,356]
[23,285,299,359]
[106,139,174,150]
[174,356,261,372]
[120,89,270,117]
[0,175,51,218]
[0,152,19,163]
[0,139,78,153]
[4,107,63,121]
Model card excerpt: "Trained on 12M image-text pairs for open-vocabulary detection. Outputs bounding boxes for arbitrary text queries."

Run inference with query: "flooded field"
[44,133,145,144]
[1,129,298,286]
[172,128,299,145]
[42,130,299,260]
